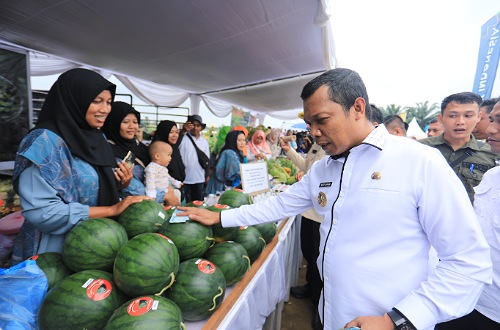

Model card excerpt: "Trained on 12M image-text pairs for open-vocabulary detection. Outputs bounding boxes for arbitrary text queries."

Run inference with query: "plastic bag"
[0,259,48,330]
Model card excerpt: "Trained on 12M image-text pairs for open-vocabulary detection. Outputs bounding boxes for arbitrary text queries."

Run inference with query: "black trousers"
[300,216,323,308]
[183,183,205,203]
[436,309,500,330]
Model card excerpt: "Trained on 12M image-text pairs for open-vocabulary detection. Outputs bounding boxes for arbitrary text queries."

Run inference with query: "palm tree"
[406,101,439,130]
[381,104,404,117]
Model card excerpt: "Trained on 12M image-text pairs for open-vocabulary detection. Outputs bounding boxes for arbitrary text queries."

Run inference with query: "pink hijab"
[248,129,271,155]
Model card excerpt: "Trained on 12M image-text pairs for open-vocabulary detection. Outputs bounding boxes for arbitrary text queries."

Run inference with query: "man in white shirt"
[179,68,492,330]
[179,114,210,202]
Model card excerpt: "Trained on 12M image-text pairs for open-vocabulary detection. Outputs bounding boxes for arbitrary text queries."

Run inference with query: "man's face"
[472,107,491,140]
[439,101,481,143]
[427,121,444,137]
[191,120,203,137]
[303,85,364,156]
[486,102,500,154]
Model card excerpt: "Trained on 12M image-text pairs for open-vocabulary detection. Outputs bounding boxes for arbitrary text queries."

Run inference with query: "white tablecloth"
[186,215,301,330]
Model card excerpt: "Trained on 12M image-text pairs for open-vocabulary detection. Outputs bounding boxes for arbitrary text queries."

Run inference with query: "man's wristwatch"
[387,309,416,330]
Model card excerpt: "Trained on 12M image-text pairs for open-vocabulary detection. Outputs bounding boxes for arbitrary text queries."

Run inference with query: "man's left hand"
[344,314,394,330]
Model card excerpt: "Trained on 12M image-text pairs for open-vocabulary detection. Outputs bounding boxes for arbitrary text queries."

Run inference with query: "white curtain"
[116,75,189,107]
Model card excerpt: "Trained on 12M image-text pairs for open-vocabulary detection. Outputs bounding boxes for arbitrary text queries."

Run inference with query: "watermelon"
[118,200,167,238]
[159,220,214,261]
[163,205,176,221]
[217,189,252,208]
[113,233,179,297]
[204,241,250,286]
[252,222,278,244]
[233,226,266,262]
[29,252,73,290]
[165,258,226,321]
[184,200,208,208]
[207,204,238,242]
[62,218,128,272]
[104,295,184,329]
[38,269,126,330]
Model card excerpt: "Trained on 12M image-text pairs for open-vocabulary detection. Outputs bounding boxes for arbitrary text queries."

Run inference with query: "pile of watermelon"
[33,190,279,328]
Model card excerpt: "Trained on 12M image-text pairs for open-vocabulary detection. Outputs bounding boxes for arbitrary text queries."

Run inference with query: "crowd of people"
[7,67,500,329]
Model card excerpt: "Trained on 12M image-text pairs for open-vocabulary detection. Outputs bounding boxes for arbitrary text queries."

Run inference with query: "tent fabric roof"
[0,0,336,120]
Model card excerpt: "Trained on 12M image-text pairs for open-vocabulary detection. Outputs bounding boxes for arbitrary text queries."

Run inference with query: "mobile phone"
[123,151,135,168]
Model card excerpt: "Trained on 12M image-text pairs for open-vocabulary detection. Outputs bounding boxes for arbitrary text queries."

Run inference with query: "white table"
[186,215,301,330]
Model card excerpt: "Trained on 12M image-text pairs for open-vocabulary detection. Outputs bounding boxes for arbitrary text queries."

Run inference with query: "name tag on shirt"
[319,182,333,187]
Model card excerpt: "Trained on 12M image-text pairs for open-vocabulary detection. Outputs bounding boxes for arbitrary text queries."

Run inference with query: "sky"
[30,0,500,129]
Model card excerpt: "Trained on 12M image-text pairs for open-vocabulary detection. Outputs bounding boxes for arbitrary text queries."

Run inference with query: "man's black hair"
[301,68,370,114]
[440,92,482,114]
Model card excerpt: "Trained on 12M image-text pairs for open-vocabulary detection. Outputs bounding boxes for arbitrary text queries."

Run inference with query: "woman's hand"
[89,195,151,218]
[164,186,180,206]
[114,162,133,188]
[296,171,304,181]
[280,138,291,152]
[177,207,221,226]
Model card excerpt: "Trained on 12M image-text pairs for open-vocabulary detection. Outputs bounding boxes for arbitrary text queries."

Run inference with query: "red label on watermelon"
[127,296,155,316]
[233,188,244,192]
[29,255,39,260]
[155,233,174,244]
[239,226,248,230]
[213,204,229,209]
[85,279,112,301]
[164,205,173,211]
[196,259,217,274]
[193,200,205,206]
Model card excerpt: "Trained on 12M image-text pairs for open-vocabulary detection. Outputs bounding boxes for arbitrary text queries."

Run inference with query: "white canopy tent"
[0,0,336,121]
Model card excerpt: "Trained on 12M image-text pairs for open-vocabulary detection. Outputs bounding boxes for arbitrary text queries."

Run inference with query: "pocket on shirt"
[359,188,400,196]
[473,184,500,228]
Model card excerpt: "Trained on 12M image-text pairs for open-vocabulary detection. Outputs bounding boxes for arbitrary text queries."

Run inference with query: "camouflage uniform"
[420,134,497,203]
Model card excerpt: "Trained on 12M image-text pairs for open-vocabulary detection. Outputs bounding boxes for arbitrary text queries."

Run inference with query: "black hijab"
[36,68,119,206]
[102,101,150,167]
[153,120,185,182]
[218,130,244,164]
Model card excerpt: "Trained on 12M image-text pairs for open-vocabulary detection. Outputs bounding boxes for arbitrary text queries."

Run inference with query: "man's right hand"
[182,121,193,133]
[177,207,221,226]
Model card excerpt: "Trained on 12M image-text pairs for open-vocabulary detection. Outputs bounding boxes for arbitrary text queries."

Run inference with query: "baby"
[145,141,182,204]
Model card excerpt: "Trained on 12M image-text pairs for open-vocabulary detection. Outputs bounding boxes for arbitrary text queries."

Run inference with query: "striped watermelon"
[38,269,126,330]
[159,220,215,261]
[62,218,128,272]
[253,222,278,244]
[233,226,266,262]
[118,200,167,238]
[29,252,73,290]
[217,189,252,208]
[113,233,179,297]
[204,241,250,286]
[207,204,238,242]
[165,258,226,321]
[104,295,184,329]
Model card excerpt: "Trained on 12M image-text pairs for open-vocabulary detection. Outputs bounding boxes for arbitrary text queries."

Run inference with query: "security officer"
[420,92,497,203]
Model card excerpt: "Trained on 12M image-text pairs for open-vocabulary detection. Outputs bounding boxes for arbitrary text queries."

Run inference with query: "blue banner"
[472,12,500,99]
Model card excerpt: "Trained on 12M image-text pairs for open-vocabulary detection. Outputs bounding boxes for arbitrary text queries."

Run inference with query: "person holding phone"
[12,69,150,262]
[102,102,150,195]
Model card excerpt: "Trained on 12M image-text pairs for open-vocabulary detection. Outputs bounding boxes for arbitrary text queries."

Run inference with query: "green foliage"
[380,101,439,130]
[405,101,439,130]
